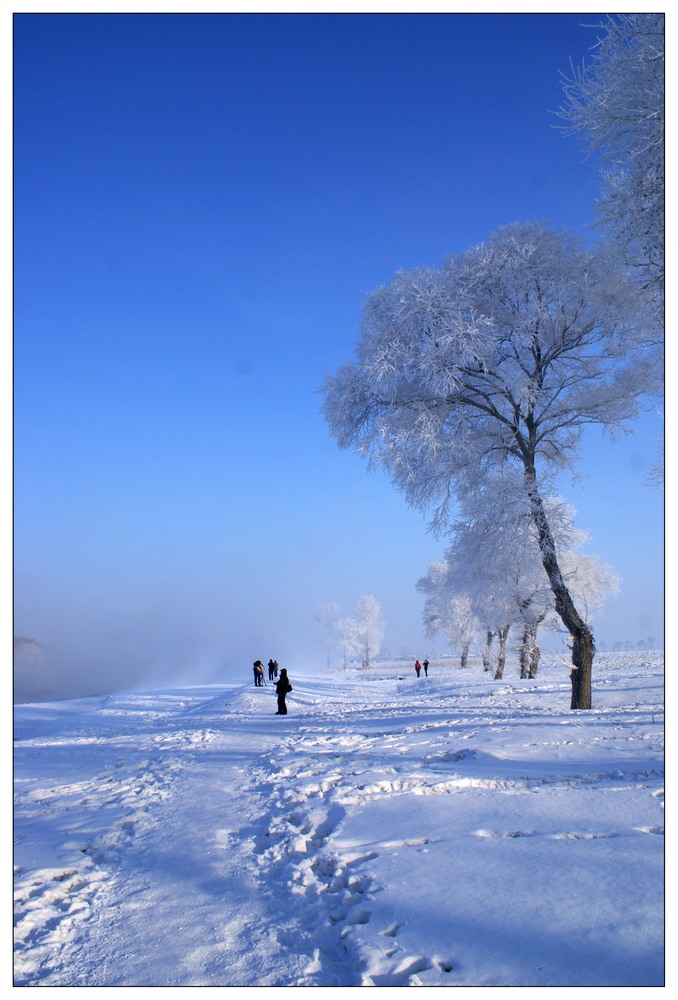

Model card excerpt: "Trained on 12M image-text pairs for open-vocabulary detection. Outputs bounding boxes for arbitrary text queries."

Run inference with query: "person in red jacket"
[414,660,421,677]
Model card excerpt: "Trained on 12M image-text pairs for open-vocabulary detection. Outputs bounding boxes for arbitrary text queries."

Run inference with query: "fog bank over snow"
[14,650,664,987]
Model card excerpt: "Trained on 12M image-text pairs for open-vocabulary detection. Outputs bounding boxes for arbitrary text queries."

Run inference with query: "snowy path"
[14,656,665,986]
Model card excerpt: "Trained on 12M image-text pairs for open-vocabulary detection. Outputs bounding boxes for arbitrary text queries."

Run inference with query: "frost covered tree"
[338,616,355,670]
[452,476,579,679]
[557,14,664,310]
[453,473,559,678]
[418,511,534,681]
[559,549,620,636]
[417,568,480,668]
[315,602,343,670]
[343,595,385,669]
[424,476,620,680]
[418,557,512,678]
[322,222,658,709]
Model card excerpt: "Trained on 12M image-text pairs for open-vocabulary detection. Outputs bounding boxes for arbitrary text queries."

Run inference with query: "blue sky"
[12,12,664,697]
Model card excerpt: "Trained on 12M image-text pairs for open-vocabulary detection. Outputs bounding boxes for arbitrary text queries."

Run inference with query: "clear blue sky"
[13,12,664,697]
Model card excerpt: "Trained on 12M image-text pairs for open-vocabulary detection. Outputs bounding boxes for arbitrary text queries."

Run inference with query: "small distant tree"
[315,602,343,670]
[338,616,354,670]
[343,595,385,669]
[417,567,480,668]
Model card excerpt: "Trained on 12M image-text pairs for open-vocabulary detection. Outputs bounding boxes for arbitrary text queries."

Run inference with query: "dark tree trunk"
[524,464,594,709]
[460,642,470,669]
[569,630,594,709]
[493,625,510,680]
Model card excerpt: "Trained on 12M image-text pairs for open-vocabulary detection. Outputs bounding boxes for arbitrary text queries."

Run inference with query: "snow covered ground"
[13,651,664,988]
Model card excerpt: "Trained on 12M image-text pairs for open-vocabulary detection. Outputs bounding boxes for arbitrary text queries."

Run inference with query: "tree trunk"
[520,620,540,678]
[569,630,594,709]
[460,642,470,669]
[524,464,594,709]
[493,625,510,680]
[519,625,530,678]
[482,630,493,672]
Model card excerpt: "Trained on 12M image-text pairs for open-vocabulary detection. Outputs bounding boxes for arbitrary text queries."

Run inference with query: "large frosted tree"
[322,222,658,709]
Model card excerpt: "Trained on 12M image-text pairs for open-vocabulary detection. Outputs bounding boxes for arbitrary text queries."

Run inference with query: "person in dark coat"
[275,668,292,715]
[423,659,429,677]
[268,658,276,681]
[253,660,265,686]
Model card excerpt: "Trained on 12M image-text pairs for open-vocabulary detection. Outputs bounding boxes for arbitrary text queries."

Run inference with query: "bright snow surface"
[14,651,664,988]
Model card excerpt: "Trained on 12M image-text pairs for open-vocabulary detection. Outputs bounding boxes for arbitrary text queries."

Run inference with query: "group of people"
[252,658,293,715]
[414,659,430,677]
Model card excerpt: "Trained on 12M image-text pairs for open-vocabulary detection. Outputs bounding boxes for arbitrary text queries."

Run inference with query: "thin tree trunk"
[460,642,470,669]
[524,464,594,709]
[520,620,540,678]
[529,615,546,677]
[493,625,510,680]
[519,624,531,679]
[528,635,541,678]
[482,630,493,671]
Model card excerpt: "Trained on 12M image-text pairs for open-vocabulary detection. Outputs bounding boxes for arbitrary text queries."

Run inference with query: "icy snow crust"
[14,652,664,987]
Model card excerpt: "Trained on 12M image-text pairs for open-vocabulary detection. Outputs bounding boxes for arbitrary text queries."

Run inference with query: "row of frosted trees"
[321,15,663,709]
[416,473,619,679]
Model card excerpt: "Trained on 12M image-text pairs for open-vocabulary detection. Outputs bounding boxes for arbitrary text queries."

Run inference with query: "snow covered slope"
[13,652,664,986]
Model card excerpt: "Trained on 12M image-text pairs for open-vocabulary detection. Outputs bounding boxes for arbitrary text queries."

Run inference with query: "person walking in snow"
[423,659,429,677]
[275,668,292,715]
[415,660,422,678]
[253,660,265,686]
[268,658,276,681]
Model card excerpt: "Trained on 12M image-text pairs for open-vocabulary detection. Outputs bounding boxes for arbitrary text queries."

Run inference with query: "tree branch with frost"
[556,13,664,304]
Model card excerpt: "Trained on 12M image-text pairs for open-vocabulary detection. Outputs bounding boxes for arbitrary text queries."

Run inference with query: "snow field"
[13,652,664,986]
